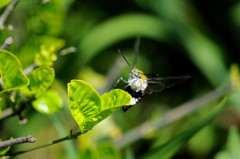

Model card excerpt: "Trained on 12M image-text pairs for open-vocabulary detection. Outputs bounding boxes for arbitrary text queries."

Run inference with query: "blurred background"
[1,0,240,158]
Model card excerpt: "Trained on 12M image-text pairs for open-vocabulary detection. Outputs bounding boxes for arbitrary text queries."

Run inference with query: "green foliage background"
[1,0,240,158]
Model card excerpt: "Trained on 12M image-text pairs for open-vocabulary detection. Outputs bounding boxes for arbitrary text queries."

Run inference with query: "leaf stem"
[8,129,88,157]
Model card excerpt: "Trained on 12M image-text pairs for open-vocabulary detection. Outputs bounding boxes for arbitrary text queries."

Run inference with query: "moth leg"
[113,77,128,89]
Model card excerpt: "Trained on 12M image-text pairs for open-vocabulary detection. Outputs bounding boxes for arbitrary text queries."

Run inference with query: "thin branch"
[0,0,20,29]
[59,46,77,56]
[23,62,38,75]
[113,84,231,148]
[8,129,88,157]
[1,37,13,50]
[0,108,13,119]
[0,135,36,149]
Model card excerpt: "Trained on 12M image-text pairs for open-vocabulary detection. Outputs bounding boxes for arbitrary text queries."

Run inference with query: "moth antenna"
[134,36,141,68]
[118,49,133,69]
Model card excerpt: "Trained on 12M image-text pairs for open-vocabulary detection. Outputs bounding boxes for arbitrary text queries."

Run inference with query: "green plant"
[1,0,240,158]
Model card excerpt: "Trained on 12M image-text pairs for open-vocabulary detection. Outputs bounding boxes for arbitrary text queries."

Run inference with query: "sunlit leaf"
[68,80,131,132]
[32,89,63,114]
[141,98,226,159]
[0,50,29,93]
[21,66,55,97]
[215,126,240,159]
[0,0,11,9]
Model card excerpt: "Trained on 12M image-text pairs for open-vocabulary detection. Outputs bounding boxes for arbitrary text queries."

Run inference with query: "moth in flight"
[114,37,191,111]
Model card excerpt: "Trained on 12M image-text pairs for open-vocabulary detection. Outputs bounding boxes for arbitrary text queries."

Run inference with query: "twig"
[0,108,13,119]
[113,84,231,148]
[23,62,38,75]
[1,37,13,50]
[8,129,88,157]
[0,135,36,149]
[59,47,77,56]
[0,0,20,29]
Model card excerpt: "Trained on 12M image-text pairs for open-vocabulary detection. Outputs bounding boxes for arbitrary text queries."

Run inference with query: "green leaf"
[0,145,10,156]
[21,66,55,97]
[141,98,226,159]
[68,80,131,132]
[215,126,240,159]
[0,50,29,93]
[32,89,63,114]
[0,0,11,9]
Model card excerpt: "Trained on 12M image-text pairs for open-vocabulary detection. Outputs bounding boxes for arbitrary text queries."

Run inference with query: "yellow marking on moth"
[133,68,147,81]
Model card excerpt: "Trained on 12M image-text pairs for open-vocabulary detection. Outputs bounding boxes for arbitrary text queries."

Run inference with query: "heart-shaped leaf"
[21,66,55,97]
[68,80,131,132]
[0,50,29,93]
